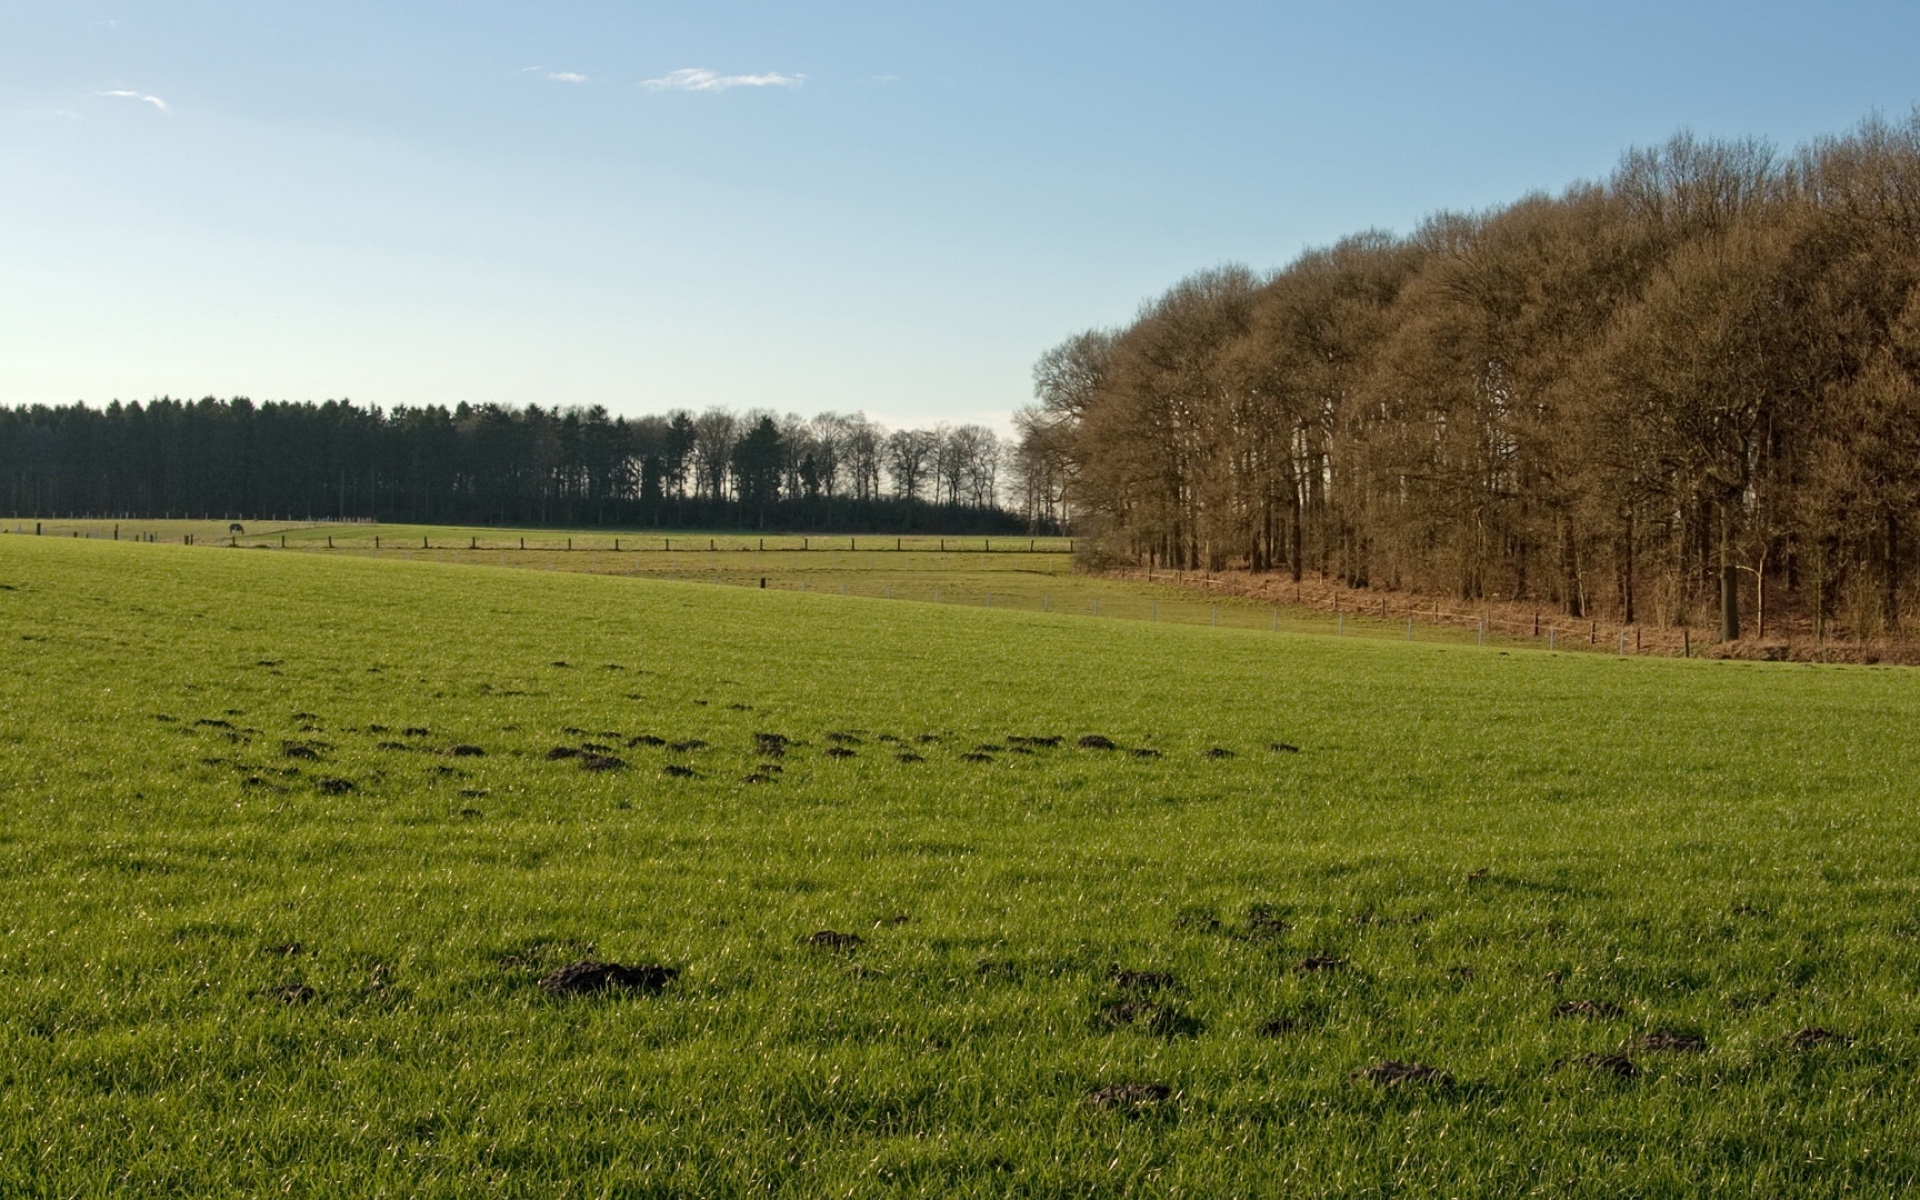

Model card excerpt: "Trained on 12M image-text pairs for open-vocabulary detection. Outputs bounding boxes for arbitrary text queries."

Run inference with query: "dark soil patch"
[894,752,925,763]
[1009,735,1062,748]
[825,747,857,759]
[1077,735,1118,750]
[1789,1027,1849,1049]
[1269,742,1302,753]
[754,733,790,757]
[446,745,486,757]
[550,661,572,669]
[539,960,678,995]
[271,982,317,1005]
[627,735,667,747]
[1097,1001,1200,1037]
[826,732,863,745]
[1352,1060,1454,1090]
[1629,1030,1707,1054]
[670,739,708,752]
[742,772,777,784]
[1448,965,1476,982]
[1554,999,1624,1020]
[1296,954,1347,973]
[264,941,304,957]
[1246,904,1292,936]
[580,742,615,753]
[281,743,322,760]
[1172,907,1221,932]
[546,746,582,761]
[959,752,995,763]
[316,778,355,795]
[562,726,587,735]
[368,724,391,733]
[1203,747,1236,759]
[195,718,234,729]
[458,806,483,818]
[662,765,698,779]
[1109,967,1178,991]
[1085,1082,1172,1111]
[1562,1052,1638,1079]
[1130,748,1162,759]
[803,930,862,950]
[914,733,942,743]
[403,727,430,737]
[579,754,625,772]
[291,712,319,721]
[1732,902,1769,917]
[973,743,1004,753]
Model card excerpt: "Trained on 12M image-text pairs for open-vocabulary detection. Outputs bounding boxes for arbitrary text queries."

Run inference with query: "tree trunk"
[1719,501,1740,642]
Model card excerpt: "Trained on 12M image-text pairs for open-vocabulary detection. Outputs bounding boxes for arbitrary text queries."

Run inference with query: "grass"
[4,518,1546,648]
[4,533,1920,1196]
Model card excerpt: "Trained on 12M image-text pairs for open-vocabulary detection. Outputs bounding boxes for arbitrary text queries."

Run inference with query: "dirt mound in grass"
[825,747,857,759]
[1086,1082,1172,1110]
[662,765,698,779]
[1554,999,1624,1020]
[539,961,677,995]
[1097,1001,1200,1037]
[1628,1030,1707,1054]
[1077,735,1118,750]
[579,754,625,772]
[445,744,485,757]
[803,930,862,950]
[1561,1052,1637,1079]
[1352,1060,1454,1090]
[546,746,581,760]
[894,752,925,763]
[1788,1027,1848,1049]
[1109,967,1178,991]
[959,751,994,763]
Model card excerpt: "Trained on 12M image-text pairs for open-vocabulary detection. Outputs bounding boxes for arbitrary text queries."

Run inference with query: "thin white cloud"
[547,71,588,84]
[641,69,806,93]
[93,89,169,113]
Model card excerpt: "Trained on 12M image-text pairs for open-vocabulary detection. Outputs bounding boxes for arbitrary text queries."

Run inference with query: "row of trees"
[1022,112,1920,640]
[0,400,1058,533]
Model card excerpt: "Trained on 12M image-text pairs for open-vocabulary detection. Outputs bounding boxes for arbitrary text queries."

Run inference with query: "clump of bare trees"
[1023,113,1920,642]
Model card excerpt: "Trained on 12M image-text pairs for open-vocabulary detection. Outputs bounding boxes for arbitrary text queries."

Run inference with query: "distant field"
[4,536,1920,1196]
[3,518,1552,649]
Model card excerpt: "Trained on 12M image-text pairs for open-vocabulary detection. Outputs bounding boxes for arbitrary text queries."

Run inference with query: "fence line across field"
[44,522,1735,658]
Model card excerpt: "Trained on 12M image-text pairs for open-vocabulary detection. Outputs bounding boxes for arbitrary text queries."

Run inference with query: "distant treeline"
[0,400,1059,534]
[1020,113,1920,640]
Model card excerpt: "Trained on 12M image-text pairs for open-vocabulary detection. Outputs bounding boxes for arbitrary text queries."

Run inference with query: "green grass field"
[3,519,1559,649]
[5,534,1920,1196]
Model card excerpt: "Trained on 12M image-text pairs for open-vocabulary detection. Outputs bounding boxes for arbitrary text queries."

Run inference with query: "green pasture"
[3,535,1919,1196]
[4,519,1539,647]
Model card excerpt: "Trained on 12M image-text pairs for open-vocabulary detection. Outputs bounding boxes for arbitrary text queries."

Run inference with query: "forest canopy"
[1019,112,1920,641]
[0,401,1058,534]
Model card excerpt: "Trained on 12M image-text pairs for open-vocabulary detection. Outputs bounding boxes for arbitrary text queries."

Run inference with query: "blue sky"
[4,2,1919,430]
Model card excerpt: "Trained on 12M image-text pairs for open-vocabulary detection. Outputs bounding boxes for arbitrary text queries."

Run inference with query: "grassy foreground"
[3,537,1920,1196]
